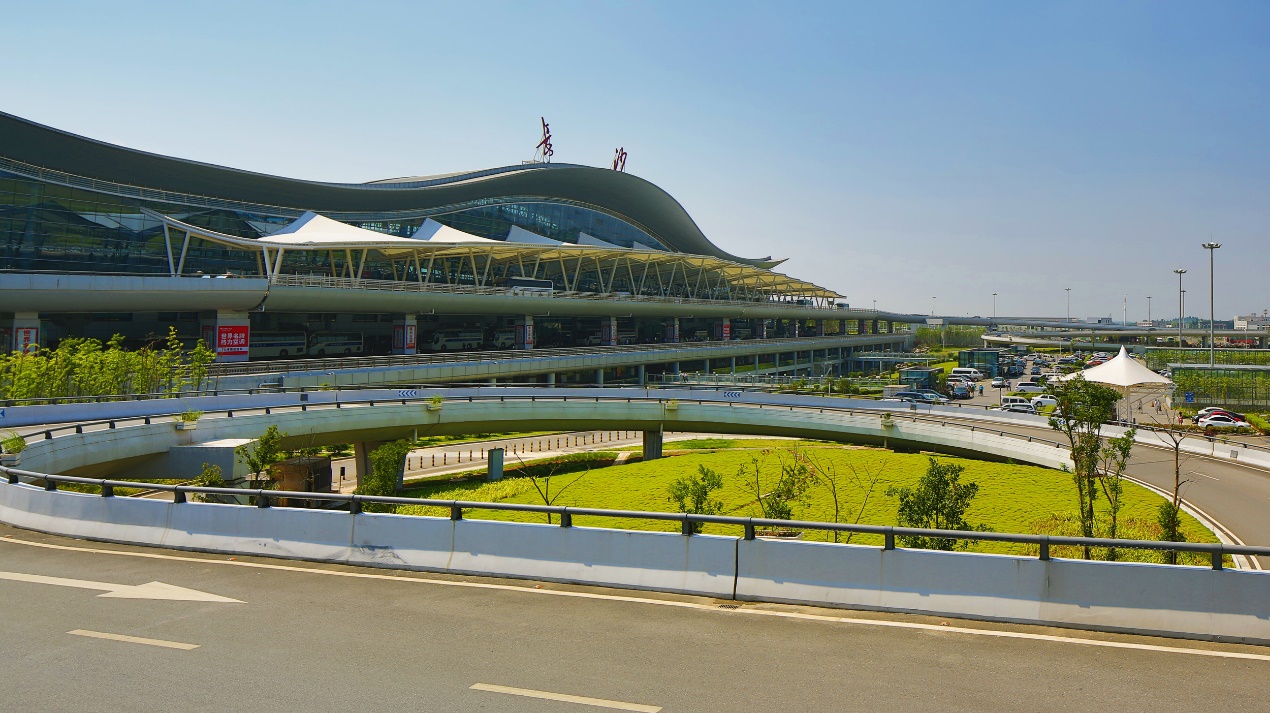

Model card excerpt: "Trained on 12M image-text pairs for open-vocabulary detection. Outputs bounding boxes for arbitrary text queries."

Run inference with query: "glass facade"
[0,166,668,276]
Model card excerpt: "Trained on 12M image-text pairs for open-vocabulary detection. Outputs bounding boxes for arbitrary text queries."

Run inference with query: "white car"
[1015,383,1045,394]
[1197,414,1251,429]
[1031,395,1058,409]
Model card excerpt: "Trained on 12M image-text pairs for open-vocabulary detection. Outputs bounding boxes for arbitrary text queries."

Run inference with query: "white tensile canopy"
[262,211,424,246]
[410,218,502,244]
[505,225,563,245]
[1055,347,1173,420]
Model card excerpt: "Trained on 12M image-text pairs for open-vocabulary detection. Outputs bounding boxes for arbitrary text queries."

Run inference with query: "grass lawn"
[394,444,1219,565]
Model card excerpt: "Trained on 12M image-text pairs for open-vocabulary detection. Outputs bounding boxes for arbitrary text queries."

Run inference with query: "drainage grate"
[718,604,739,610]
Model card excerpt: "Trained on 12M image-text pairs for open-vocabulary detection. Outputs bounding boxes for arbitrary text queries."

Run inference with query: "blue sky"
[6,1,1267,320]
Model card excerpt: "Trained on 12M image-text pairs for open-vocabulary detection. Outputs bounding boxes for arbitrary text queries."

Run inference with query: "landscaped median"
[389,440,1220,565]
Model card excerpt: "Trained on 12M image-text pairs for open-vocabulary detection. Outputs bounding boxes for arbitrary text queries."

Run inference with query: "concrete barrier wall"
[734,538,1270,644]
[2,480,1267,642]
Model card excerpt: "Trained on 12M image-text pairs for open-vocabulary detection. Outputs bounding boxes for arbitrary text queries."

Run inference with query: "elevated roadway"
[4,387,1268,567]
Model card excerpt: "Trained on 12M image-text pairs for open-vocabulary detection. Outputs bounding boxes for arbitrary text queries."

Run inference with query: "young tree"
[192,462,226,503]
[235,425,288,489]
[801,450,889,543]
[519,454,591,524]
[1142,414,1193,564]
[886,457,988,550]
[1096,428,1136,560]
[1046,374,1122,559]
[667,465,725,534]
[742,452,814,522]
[355,439,412,511]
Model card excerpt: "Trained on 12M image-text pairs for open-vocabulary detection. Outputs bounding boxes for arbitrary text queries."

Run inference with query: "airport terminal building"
[0,111,907,380]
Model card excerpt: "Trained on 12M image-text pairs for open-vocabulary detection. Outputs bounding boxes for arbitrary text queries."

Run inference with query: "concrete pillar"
[201,310,251,363]
[887,321,895,334]
[487,448,505,481]
[637,364,646,385]
[391,314,418,355]
[515,315,534,350]
[546,372,556,385]
[643,430,663,460]
[703,358,711,374]
[600,316,618,346]
[871,319,880,334]
[596,368,605,385]
[813,320,825,337]
[755,319,768,339]
[790,320,801,338]
[730,356,736,373]
[8,312,40,354]
[352,440,390,491]
[670,361,680,375]
[665,317,680,343]
[857,319,867,335]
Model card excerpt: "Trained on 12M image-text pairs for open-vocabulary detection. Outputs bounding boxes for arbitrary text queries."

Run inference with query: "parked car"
[892,391,933,404]
[949,384,973,400]
[1197,414,1252,429]
[1030,366,1042,375]
[1194,407,1245,421]
[990,377,1007,388]
[1001,402,1038,414]
[1015,383,1045,394]
[1031,395,1059,410]
[915,389,950,404]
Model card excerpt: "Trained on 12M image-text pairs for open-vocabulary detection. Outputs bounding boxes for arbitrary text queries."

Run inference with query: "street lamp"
[1065,288,1071,323]
[931,296,936,316]
[1146,296,1152,325]
[1123,294,1127,326]
[992,292,997,321]
[1173,269,1186,347]
[1202,242,1222,366]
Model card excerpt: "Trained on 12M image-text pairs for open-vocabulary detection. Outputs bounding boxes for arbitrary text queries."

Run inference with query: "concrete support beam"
[391,314,418,355]
[487,448,504,481]
[730,356,736,373]
[642,430,663,460]
[790,320,800,338]
[665,317,680,344]
[596,368,605,385]
[637,364,646,385]
[871,319,880,335]
[857,319,868,335]
[515,316,534,350]
[546,372,556,385]
[703,358,711,374]
[8,312,40,354]
[755,319,768,339]
[201,310,251,363]
[887,321,895,334]
[601,316,618,347]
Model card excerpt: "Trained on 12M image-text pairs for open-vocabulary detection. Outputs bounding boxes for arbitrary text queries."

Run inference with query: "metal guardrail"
[3,467,1263,570]
[4,392,1073,451]
[204,334,907,378]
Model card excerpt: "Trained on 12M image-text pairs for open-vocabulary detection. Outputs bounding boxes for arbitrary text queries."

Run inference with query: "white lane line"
[68,629,199,650]
[1188,471,1220,481]
[470,683,660,712]
[4,537,1267,662]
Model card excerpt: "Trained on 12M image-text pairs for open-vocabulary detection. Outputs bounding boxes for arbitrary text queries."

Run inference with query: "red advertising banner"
[721,321,731,340]
[14,327,39,354]
[404,324,416,350]
[217,325,250,356]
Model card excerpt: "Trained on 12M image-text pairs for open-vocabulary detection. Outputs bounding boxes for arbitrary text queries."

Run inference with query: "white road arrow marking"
[0,571,243,603]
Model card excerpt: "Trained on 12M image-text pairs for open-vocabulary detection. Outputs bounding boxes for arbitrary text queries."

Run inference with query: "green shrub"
[2,430,26,454]
[1244,413,1270,435]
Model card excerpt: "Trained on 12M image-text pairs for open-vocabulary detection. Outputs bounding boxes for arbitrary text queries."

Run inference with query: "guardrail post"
[101,483,114,498]
[144,416,151,425]
[7,471,17,485]
[75,425,83,434]
[227,410,234,418]
[349,497,362,515]
[44,479,57,492]
[450,504,463,521]
[560,509,572,528]
[1038,536,1050,561]
[172,488,186,504]
[257,492,270,508]
[681,515,694,536]
[1212,547,1223,571]
[44,431,52,439]
[744,520,756,541]
[883,527,895,550]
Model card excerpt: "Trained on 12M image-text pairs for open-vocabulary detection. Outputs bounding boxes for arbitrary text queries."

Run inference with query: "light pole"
[1123,294,1127,326]
[931,296,936,316]
[1065,288,1071,323]
[1202,242,1221,366]
[1146,296,1152,325]
[1174,269,1186,347]
[992,292,997,321]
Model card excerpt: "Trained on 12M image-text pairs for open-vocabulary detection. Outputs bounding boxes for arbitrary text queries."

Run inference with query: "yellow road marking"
[3,536,1266,662]
[470,683,661,712]
[68,629,198,650]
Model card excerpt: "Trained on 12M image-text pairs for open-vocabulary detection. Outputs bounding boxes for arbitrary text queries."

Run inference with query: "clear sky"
[6,1,1267,321]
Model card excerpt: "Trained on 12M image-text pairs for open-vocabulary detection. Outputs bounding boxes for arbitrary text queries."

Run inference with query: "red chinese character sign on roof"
[612,147,627,172]
[534,118,554,163]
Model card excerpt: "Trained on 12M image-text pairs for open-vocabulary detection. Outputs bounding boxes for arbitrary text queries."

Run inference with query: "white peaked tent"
[410,218,501,244]
[577,232,619,248]
[506,225,563,245]
[262,211,423,246]
[1056,347,1173,420]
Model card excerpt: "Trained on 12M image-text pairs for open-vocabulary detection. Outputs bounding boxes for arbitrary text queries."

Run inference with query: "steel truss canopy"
[142,209,840,302]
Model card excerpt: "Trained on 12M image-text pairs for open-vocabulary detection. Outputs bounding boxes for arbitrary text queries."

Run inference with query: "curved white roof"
[411,218,501,244]
[261,211,423,246]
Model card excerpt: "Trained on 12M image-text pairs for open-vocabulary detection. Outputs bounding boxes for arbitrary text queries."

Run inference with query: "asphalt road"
[0,525,1265,713]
